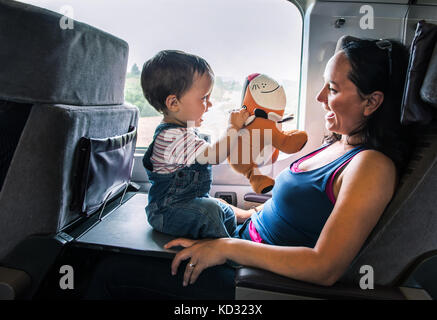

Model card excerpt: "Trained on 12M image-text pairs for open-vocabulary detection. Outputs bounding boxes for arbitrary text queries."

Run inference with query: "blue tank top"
[250,144,366,248]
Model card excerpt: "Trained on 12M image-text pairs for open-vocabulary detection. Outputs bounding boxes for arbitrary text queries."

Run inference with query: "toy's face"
[249,74,286,111]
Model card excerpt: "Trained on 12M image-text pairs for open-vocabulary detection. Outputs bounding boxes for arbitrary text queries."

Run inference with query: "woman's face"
[316,51,368,136]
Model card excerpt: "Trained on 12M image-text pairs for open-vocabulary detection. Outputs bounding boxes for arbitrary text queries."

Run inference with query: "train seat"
[0,1,138,298]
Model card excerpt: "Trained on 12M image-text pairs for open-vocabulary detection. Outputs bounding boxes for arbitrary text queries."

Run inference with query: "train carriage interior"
[1,0,437,301]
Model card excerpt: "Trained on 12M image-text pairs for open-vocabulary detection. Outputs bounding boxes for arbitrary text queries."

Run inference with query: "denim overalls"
[142,122,236,238]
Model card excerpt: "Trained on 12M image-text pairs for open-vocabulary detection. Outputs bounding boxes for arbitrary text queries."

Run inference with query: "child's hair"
[140,50,214,114]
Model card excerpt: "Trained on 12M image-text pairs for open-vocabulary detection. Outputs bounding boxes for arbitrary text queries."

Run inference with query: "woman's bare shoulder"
[349,149,396,174]
[341,149,397,195]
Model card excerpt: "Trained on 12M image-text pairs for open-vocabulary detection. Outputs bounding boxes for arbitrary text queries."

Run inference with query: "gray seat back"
[0,1,139,260]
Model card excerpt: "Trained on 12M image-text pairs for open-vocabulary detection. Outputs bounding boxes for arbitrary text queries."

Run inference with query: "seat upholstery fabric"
[0,0,139,261]
[0,101,32,192]
[0,0,128,106]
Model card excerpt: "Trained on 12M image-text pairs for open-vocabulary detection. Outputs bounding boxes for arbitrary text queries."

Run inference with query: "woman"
[164,38,411,289]
[86,38,411,299]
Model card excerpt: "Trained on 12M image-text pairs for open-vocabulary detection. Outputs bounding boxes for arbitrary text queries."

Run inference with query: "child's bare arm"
[196,109,249,164]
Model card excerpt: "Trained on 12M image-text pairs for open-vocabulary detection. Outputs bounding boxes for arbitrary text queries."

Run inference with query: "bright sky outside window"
[19,0,303,148]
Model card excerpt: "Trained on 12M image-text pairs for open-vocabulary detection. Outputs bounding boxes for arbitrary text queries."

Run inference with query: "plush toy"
[227,73,308,194]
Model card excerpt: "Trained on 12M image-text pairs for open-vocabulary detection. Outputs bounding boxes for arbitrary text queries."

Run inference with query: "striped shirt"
[150,127,208,173]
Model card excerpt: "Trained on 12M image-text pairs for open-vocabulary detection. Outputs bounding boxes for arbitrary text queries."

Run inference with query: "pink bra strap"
[326,151,363,204]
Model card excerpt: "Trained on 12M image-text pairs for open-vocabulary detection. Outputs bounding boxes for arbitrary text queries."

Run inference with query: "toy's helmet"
[241,73,286,115]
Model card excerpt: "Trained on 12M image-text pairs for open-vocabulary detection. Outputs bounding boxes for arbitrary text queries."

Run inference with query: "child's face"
[175,72,214,127]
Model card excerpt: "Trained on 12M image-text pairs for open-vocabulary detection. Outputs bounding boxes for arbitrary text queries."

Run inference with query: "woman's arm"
[311,149,397,284]
[166,149,396,287]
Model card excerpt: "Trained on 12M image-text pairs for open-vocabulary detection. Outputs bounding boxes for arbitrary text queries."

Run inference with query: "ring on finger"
[189,262,196,268]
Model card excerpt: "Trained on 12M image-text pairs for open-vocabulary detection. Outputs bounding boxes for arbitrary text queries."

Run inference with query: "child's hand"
[228,108,249,130]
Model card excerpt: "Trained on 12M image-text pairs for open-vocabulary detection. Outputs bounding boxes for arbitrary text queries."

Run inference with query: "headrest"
[420,41,437,107]
[0,0,129,106]
[335,35,360,52]
[401,21,437,125]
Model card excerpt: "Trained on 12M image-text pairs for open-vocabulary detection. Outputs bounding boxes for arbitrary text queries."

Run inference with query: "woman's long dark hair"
[325,38,412,173]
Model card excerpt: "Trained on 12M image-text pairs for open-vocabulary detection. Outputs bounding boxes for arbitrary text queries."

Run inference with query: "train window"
[19,0,303,149]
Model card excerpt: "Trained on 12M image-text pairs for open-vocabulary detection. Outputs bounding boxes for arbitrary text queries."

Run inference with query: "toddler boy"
[141,50,249,238]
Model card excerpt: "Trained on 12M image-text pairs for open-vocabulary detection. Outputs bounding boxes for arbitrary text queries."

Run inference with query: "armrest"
[400,250,437,299]
[244,192,272,204]
[0,266,31,300]
[235,267,405,300]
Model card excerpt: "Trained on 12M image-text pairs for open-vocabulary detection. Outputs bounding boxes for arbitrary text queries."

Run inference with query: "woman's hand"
[164,238,230,286]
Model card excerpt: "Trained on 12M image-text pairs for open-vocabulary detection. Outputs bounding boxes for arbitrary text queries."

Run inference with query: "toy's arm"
[245,115,256,126]
[245,111,284,125]
[267,112,282,122]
